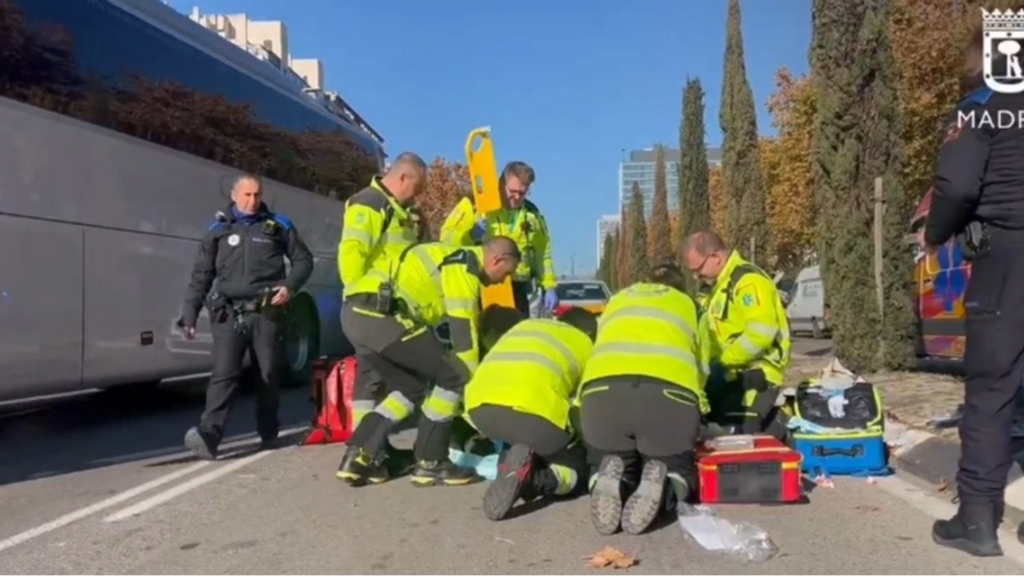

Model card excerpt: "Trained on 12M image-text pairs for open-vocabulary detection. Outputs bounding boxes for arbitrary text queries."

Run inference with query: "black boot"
[483,444,536,521]
[932,502,1003,557]
[184,427,219,461]
[335,445,389,486]
[590,455,626,536]
[621,460,668,535]
[410,459,482,487]
[1018,521,1023,545]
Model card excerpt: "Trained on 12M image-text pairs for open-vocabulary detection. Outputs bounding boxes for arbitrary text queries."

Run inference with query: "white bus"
[0,0,383,401]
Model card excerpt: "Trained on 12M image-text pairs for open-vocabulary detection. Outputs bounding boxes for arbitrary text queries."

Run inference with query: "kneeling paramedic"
[579,262,712,536]
[336,237,521,487]
[463,306,599,521]
[682,231,791,439]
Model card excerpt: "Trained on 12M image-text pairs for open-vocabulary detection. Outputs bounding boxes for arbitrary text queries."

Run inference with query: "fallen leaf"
[937,479,949,493]
[585,546,637,569]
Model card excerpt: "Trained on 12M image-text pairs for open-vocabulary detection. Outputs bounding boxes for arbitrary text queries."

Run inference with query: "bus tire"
[283,297,320,389]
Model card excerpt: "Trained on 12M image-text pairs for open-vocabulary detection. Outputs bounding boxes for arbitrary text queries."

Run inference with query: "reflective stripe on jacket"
[580,282,712,414]
[465,319,592,430]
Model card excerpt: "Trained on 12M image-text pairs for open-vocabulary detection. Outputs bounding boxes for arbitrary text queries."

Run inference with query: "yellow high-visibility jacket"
[703,251,791,386]
[579,282,712,414]
[439,197,556,290]
[347,243,485,373]
[337,177,419,298]
[464,319,593,431]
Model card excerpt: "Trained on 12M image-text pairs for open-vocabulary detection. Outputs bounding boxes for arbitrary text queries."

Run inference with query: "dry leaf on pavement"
[584,546,637,569]
[937,479,949,492]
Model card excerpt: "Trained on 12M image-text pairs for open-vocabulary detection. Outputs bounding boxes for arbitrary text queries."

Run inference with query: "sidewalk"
[786,354,1024,528]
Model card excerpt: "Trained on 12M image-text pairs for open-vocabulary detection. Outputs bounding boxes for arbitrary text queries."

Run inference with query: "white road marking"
[0,461,210,554]
[876,475,1024,566]
[103,449,274,523]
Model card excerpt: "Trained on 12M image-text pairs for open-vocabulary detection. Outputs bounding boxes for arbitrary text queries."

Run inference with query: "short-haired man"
[682,231,791,439]
[440,161,558,316]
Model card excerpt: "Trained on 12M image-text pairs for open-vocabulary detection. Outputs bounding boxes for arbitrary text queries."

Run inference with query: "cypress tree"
[608,230,619,292]
[616,202,630,289]
[649,144,674,263]
[719,0,767,258]
[811,0,912,371]
[628,182,650,283]
[599,231,615,288]
[679,77,711,242]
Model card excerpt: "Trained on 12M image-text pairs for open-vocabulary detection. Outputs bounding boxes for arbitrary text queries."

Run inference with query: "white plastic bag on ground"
[677,504,778,562]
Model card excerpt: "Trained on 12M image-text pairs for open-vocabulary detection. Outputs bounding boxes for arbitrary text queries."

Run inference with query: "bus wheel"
[284,298,319,389]
[811,318,825,339]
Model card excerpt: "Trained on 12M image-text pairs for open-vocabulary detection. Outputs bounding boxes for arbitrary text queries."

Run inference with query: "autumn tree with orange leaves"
[418,157,471,240]
[708,166,726,238]
[761,68,817,272]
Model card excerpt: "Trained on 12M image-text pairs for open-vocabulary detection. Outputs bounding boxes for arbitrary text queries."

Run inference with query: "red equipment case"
[300,356,356,445]
[696,435,804,504]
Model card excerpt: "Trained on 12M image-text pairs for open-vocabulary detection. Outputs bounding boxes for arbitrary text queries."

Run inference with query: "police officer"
[439,161,558,316]
[465,306,598,521]
[181,174,313,460]
[338,152,427,474]
[682,231,791,439]
[579,262,712,536]
[336,237,521,487]
[927,29,1024,558]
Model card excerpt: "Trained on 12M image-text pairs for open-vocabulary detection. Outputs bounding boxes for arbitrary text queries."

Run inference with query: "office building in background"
[618,147,721,216]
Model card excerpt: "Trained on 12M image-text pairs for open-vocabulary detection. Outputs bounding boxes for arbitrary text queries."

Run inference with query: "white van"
[786,265,830,338]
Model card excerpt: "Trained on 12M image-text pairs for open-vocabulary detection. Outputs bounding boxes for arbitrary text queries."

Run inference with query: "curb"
[884,418,1024,528]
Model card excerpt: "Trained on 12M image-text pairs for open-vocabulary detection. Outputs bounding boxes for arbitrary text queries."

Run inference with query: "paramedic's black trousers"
[468,404,588,483]
[579,376,701,489]
[957,230,1024,504]
[707,369,786,439]
[511,281,532,317]
[341,299,469,460]
[200,311,282,444]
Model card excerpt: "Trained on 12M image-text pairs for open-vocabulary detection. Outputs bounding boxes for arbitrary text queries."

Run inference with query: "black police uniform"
[927,75,1024,556]
[181,203,313,459]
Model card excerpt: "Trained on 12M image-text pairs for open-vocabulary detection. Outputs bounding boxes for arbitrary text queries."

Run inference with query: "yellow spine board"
[465,127,515,309]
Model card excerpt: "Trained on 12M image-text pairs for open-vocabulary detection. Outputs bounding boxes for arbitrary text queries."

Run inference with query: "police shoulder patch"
[441,250,469,266]
[271,213,294,230]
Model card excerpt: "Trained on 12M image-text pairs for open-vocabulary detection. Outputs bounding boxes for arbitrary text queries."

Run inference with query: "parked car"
[550,280,612,317]
[786,265,830,339]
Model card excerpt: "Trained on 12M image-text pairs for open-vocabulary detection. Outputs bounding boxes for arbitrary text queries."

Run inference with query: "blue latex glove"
[544,288,558,311]
[469,217,488,242]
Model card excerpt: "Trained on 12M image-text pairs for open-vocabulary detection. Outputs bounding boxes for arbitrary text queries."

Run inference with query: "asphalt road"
[4,337,1023,575]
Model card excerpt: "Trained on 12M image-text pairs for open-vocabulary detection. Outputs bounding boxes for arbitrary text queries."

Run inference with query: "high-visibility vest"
[703,251,791,386]
[347,242,484,372]
[338,176,419,297]
[580,282,711,413]
[464,319,592,430]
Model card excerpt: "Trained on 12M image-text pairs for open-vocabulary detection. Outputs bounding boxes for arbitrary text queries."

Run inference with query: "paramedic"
[579,262,712,536]
[180,173,313,460]
[465,306,598,521]
[682,230,791,439]
[336,238,521,487]
[338,152,427,474]
[926,27,1024,557]
[439,161,558,316]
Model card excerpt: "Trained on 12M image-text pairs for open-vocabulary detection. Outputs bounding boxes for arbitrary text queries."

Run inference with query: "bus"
[909,189,969,359]
[0,0,383,401]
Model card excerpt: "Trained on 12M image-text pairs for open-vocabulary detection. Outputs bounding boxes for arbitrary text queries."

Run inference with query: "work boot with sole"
[336,446,389,487]
[932,502,1003,557]
[1018,521,1023,546]
[590,455,626,536]
[483,444,535,521]
[621,460,668,535]
[410,460,483,487]
[184,427,218,461]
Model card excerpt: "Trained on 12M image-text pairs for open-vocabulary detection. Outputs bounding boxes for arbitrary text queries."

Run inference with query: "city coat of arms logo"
[982,8,1024,94]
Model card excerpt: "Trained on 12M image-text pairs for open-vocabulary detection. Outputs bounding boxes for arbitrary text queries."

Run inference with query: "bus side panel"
[82,227,212,387]
[0,215,84,400]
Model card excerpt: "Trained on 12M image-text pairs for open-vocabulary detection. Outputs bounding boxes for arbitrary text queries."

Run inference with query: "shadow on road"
[0,379,314,487]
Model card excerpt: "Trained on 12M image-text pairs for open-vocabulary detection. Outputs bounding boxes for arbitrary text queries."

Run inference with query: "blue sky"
[182,0,812,275]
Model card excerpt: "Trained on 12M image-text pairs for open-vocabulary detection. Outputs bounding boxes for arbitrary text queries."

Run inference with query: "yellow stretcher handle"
[465,126,516,310]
